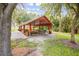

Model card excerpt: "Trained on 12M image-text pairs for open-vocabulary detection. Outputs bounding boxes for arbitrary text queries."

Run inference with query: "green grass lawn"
[42,32,79,56]
[54,32,79,42]
[11,39,37,49]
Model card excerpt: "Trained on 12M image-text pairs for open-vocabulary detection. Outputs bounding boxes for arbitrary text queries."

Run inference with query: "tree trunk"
[71,20,75,42]
[0,3,16,56]
[0,4,4,55]
[59,20,62,32]
[70,14,77,43]
[59,15,62,32]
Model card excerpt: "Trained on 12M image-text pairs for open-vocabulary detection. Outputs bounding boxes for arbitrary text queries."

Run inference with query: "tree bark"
[71,18,75,42]
[59,20,62,32]
[58,15,62,32]
[0,3,16,56]
[0,4,4,55]
[67,4,79,43]
[70,14,78,43]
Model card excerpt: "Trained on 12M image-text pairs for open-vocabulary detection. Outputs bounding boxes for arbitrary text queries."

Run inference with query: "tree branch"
[67,4,77,13]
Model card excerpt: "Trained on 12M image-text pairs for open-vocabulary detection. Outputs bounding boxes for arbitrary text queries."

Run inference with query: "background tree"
[65,4,79,43]
[41,3,63,32]
[41,3,79,43]
[12,8,38,25]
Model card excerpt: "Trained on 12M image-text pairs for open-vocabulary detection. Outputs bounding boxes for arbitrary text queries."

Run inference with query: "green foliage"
[12,8,38,24]
[53,19,59,31]
[40,3,79,34]
[61,16,71,32]
[40,3,64,32]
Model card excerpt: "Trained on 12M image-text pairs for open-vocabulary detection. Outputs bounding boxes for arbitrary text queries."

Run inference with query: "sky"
[17,3,67,16]
[17,3,45,16]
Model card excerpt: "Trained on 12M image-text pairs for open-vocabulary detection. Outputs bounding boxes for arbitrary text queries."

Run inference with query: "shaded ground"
[11,31,55,56]
[11,32,79,56]
[26,34,55,56]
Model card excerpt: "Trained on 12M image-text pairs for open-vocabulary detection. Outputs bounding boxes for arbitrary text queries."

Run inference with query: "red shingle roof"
[19,16,52,26]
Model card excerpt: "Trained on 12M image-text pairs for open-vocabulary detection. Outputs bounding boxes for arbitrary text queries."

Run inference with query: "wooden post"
[18,26,22,31]
[23,25,25,33]
[29,24,32,35]
[48,25,52,34]
[29,24,32,32]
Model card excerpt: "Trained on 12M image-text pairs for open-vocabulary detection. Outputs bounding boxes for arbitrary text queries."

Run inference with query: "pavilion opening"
[18,16,52,36]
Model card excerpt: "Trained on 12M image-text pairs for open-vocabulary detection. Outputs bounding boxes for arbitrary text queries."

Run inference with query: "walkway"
[27,34,55,43]
[11,31,27,39]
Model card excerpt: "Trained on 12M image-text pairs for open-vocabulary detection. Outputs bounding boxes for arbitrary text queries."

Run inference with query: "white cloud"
[36,3,41,6]
[36,9,40,11]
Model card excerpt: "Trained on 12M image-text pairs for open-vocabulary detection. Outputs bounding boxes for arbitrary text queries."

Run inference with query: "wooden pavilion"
[18,16,52,36]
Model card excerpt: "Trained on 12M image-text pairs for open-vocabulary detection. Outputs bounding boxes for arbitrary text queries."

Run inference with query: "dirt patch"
[12,47,35,56]
[27,49,43,56]
[61,40,79,48]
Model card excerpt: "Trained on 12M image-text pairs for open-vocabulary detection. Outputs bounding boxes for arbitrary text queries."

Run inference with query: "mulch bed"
[61,40,79,49]
[12,47,35,56]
